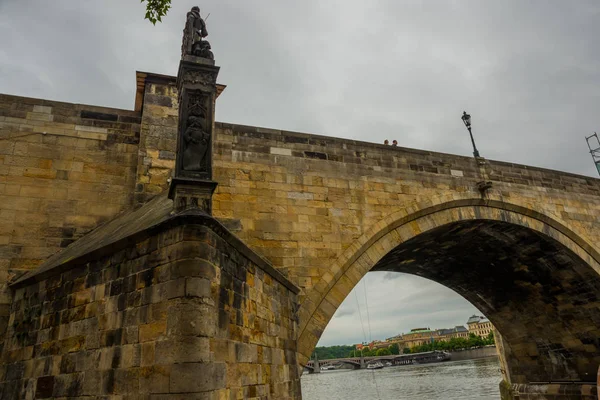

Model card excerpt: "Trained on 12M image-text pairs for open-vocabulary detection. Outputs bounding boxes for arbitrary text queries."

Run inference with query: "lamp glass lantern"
[461,111,479,157]
[461,111,471,128]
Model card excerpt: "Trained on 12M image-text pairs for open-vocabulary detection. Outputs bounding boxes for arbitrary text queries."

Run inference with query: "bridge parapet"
[215,122,600,195]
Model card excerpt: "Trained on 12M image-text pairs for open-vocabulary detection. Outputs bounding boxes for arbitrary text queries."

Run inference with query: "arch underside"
[297,202,600,386]
[372,219,600,383]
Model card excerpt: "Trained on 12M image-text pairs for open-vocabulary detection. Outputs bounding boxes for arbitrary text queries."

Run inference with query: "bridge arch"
[305,358,362,373]
[297,199,600,388]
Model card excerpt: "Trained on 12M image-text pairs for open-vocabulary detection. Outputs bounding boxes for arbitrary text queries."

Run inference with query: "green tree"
[412,342,435,353]
[403,347,411,354]
[467,333,485,348]
[314,345,356,360]
[446,337,469,351]
[389,343,400,355]
[375,348,391,356]
[141,0,172,24]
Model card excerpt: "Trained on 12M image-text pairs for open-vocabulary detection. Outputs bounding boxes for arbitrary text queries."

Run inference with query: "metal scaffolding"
[585,133,600,177]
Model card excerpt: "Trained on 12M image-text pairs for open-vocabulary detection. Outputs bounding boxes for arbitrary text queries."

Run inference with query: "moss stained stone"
[1,210,300,399]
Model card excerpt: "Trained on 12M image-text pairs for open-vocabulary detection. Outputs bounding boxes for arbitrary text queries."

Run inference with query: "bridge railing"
[305,350,450,367]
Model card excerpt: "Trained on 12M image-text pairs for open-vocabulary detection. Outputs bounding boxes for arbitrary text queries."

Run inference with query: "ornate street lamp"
[461,111,480,158]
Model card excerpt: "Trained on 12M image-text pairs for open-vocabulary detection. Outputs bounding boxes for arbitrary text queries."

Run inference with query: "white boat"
[321,364,336,371]
[366,362,384,370]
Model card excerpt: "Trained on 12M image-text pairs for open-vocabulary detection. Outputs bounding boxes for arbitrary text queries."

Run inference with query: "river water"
[301,357,502,400]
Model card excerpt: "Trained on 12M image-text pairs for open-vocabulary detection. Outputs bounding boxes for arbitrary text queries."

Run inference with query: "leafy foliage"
[141,0,172,24]
[314,345,356,360]
[375,348,391,356]
[408,332,495,353]
[321,333,494,360]
[347,343,398,357]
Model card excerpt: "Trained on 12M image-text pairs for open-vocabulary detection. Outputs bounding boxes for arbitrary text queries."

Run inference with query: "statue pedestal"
[170,53,220,215]
[169,177,217,213]
[181,54,215,66]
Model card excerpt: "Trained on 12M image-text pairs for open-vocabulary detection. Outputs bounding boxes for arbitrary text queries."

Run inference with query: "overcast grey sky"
[319,272,481,347]
[1,0,599,346]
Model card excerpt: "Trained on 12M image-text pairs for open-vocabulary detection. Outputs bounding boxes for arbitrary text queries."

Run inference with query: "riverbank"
[449,345,497,361]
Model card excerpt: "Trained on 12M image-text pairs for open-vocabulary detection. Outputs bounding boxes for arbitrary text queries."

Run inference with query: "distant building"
[354,341,392,352]
[387,325,471,350]
[369,340,391,350]
[355,343,367,351]
[385,317,493,351]
[396,328,434,348]
[386,334,405,351]
[467,315,494,337]
[435,325,469,340]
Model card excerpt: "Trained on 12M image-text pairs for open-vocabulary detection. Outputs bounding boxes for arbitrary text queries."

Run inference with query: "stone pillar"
[494,329,512,385]
[168,54,220,213]
[312,354,321,374]
[597,364,600,400]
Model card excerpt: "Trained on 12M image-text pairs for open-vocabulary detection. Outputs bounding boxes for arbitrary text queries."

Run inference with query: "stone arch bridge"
[304,351,448,372]
[304,357,362,372]
[210,122,600,398]
[1,73,600,399]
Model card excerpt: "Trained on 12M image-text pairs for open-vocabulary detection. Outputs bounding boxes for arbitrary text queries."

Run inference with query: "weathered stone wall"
[0,216,300,399]
[134,76,178,206]
[0,95,141,272]
[500,382,597,400]
[207,122,600,394]
[4,76,600,399]
[132,73,225,207]
[1,224,188,399]
[195,222,301,399]
[211,123,600,293]
[449,346,497,362]
[0,94,141,360]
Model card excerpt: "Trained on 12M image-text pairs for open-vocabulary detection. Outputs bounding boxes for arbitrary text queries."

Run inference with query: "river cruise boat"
[394,350,451,366]
[366,362,384,370]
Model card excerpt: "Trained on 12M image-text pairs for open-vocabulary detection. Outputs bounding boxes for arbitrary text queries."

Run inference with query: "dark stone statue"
[182,94,210,172]
[182,6,214,60]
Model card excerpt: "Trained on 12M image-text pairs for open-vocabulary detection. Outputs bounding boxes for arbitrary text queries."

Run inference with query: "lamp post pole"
[461,111,480,158]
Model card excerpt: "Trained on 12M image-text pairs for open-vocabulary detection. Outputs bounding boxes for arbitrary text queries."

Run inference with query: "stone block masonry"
[0,94,142,363]
[133,72,226,206]
[134,75,179,205]
[210,122,600,296]
[0,94,141,273]
[0,209,300,399]
[3,70,600,399]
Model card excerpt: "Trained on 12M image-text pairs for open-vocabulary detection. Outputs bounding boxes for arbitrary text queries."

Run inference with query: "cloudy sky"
[1,0,599,346]
[318,272,481,347]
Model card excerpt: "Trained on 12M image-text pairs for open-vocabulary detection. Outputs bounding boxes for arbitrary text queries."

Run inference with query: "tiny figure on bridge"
[392,140,398,146]
[384,139,389,145]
